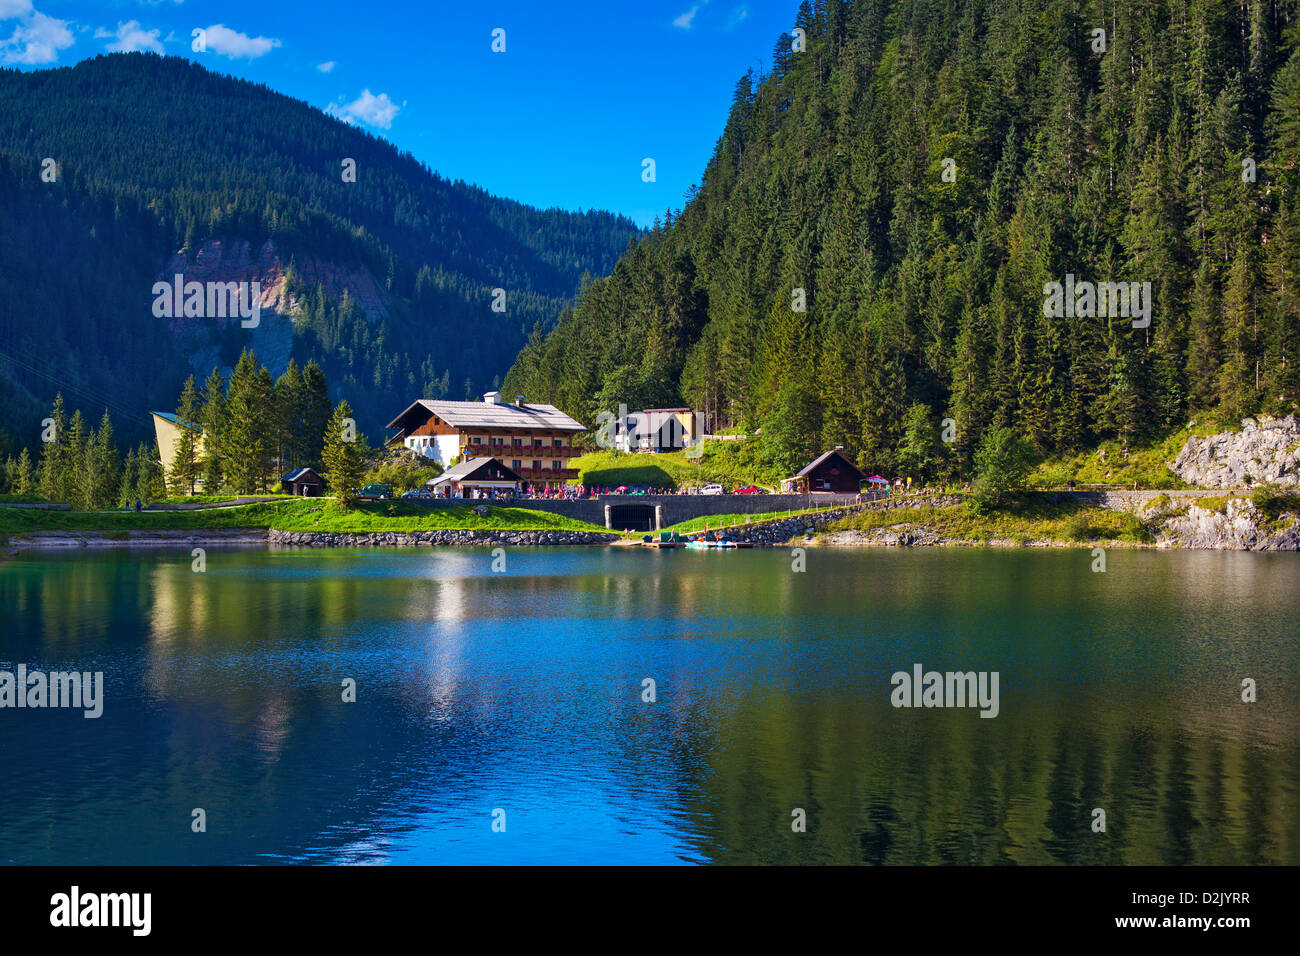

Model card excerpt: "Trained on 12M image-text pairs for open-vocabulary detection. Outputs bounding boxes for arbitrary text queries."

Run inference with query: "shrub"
[971,427,1036,509]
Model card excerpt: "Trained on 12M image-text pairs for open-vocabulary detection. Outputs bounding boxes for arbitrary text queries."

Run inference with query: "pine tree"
[199,367,227,493]
[80,411,120,509]
[135,441,166,504]
[299,360,332,466]
[65,410,89,509]
[320,400,368,506]
[222,350,273,494]
[119,446,138,508]
[169,374,202,496]
[273,359,304,470]
[37,393,68,502]
[897,402,941,481]
[15,447,34,495]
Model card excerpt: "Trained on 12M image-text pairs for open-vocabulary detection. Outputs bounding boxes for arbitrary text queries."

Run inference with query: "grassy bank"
[1027,421,1227,489]
[829,495,1153,545]
[0,498,613,537]
[571,439,783,490]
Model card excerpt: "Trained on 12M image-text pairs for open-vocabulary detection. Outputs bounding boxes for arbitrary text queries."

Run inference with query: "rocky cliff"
[1172,416,1300,488]
[164,238,388,379]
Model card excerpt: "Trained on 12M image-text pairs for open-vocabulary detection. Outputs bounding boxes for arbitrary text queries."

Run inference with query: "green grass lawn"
[0,497,613,537]
[571,438,784,490]
[830,494,1153,545]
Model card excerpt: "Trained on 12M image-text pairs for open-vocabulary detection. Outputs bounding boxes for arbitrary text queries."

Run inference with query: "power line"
[0,345,154,428]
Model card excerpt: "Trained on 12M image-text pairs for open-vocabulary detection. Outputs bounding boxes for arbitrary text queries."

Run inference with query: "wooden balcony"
[516,467,580,480]
[462,442,576,459]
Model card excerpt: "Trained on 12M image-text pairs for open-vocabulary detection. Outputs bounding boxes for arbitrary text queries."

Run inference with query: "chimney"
[515,395,525,407]
[483,391,501,405]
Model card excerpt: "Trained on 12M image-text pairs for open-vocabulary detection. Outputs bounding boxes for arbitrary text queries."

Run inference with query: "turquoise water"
[1,545,1296,865]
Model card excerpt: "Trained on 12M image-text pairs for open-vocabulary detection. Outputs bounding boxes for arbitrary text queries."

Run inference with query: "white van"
[700,483,725,495]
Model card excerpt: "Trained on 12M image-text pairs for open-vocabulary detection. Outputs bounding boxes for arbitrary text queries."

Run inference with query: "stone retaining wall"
[268,529,621,548]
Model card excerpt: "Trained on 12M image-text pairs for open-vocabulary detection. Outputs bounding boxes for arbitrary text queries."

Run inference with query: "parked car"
[700,483,725,496]
[400,489,431,500]
[734,485,765,495]
[359,483,393,500]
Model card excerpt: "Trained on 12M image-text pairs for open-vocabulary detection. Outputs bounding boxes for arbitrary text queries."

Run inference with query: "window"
[552,461,561,470]
[512,460,521,471]
[533,438,543,447]
[492,436,504,446]
[532,460,541,471]
[513,437,523,446]
[553,438,563,448]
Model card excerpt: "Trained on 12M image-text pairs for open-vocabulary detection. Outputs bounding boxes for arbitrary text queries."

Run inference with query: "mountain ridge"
[0,52,639,451]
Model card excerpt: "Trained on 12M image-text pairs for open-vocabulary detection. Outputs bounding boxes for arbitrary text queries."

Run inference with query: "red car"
[734,485,765,495]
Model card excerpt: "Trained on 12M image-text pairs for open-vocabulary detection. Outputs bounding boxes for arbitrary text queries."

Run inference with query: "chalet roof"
[428,456,523,485]
[386,399,585,432]
[793,447,863,479]
[151,411,202,433]
[281,467,322,483]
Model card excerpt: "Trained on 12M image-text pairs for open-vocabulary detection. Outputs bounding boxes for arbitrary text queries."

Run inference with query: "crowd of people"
[431,479,969,501]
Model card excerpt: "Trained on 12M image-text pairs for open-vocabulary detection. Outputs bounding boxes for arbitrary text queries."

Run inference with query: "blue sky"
[2,0,798,226]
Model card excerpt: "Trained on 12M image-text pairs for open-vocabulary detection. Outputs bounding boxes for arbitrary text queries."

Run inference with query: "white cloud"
[672,5,701,29]
[326,89,400,130]
[200,23,280,59]
[724,5,749,30]
[0,8,73,65]
[96,20,164,54]
[316,60,335,73]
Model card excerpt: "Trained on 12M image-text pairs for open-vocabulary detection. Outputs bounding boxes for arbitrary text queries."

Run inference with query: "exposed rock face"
[1172,416,1300,488]
[1154,498,1300,551]
[268,529,621,547]
[162,238,388,377]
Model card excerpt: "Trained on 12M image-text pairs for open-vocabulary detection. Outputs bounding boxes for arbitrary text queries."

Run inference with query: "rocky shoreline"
[6,487,1298,553]
[4,527,623,553]
[6,529,270,552]
[701,493,1300,551]
[267,529,622,547]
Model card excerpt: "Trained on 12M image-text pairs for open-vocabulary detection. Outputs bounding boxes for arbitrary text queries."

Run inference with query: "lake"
[1,545,1296,865]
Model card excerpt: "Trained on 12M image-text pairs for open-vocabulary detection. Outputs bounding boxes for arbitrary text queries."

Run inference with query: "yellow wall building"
[151,411,205,488]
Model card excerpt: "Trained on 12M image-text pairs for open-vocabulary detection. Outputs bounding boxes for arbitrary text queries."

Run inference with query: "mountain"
[504,0,1300,474]
[0,52,639,451]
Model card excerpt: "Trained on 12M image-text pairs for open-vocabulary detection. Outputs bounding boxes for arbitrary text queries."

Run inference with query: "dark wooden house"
[281,467,324,496]
[427,456,523,498]
[781,447,863,494]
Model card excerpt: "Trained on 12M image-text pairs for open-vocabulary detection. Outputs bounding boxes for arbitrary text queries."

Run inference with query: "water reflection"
[0,546,1295,865]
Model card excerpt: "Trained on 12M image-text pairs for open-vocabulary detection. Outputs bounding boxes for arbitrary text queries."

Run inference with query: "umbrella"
[614,485,630,493]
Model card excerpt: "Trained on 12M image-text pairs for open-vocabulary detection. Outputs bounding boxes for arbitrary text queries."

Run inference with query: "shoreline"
[4,528,624,553]
[5,525,1297,553]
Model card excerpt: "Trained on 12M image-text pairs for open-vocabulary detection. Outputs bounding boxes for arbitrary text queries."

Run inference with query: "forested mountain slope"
[505,0,1300,474]
[0,53,639,449]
